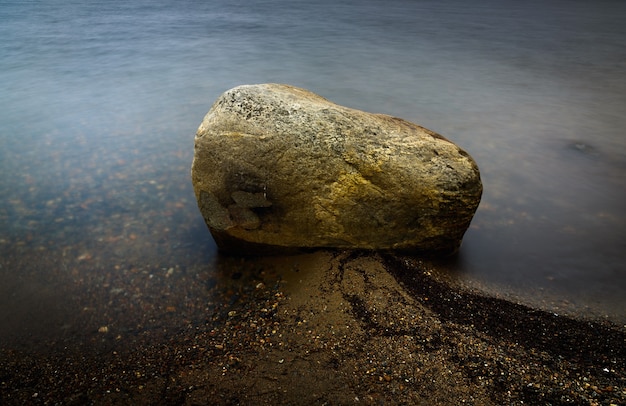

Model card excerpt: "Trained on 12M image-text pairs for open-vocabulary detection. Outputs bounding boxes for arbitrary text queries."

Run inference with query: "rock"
[192,84,482,254]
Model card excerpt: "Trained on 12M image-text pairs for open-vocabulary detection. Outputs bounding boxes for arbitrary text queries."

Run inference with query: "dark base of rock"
[211,229,462,257]
[210,230,311,256]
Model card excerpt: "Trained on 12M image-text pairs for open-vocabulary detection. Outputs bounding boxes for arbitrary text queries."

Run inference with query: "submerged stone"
[192,84,482,254]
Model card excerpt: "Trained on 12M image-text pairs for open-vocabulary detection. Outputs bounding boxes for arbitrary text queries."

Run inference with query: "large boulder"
[192,84,482,254]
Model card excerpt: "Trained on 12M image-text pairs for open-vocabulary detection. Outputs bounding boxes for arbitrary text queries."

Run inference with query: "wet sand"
[0,250,624,405]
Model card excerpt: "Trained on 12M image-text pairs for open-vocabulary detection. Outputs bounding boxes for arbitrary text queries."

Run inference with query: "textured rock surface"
[192,84,482,254]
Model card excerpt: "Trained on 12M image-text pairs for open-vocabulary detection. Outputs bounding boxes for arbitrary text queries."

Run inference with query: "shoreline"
[1,250,624,405]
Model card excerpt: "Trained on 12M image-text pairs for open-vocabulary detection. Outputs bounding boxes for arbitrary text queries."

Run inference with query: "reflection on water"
[1,0,625,349]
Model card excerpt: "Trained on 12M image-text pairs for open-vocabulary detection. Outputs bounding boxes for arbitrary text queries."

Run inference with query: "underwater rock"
[192,84,482,254]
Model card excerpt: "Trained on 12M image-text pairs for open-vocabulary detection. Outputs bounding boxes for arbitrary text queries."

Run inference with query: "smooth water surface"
[1,0,625,346]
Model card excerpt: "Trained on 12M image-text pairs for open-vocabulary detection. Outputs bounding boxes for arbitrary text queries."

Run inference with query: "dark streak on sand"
[382,254,626,373]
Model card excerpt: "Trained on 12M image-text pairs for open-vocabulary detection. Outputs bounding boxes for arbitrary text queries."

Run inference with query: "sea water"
[1,0,625,343]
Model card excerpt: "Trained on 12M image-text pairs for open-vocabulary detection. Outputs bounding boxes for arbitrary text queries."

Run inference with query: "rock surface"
[192,84,482,254]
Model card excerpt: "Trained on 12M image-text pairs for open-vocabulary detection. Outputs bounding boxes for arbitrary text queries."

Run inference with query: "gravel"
[1,250,624,405]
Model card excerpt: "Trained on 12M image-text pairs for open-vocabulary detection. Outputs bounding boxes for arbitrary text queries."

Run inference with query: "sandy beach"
[1,250,623,405]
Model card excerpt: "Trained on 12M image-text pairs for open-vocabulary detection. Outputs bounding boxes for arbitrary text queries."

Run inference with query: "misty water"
[1,0,625,349]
